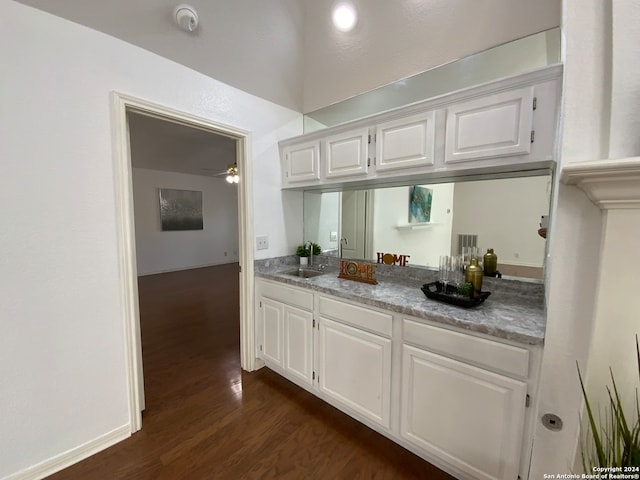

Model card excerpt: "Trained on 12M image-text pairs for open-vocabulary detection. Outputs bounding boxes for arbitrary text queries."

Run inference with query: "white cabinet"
[317,295,392,428]
[281,140,320,186]
[323,127,370,179]
[318,317,392,428]
[256,279,539,480]
[401,319,529,480]
[260,297,284,366]
[375,111,436,172]
[283,305,313,385]
[257,280,314,386]
[444,86,534,164]
[279,66,560,190]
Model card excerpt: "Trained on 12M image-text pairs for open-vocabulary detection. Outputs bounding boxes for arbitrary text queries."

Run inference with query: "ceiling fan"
[212,163,239,184]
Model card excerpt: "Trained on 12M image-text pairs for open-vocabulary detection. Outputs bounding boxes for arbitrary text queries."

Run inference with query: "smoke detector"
[174,4,199,32]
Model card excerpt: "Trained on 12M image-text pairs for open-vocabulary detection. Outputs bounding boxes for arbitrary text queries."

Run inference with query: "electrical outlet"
[330,231,338,242]
[256,235,269,250]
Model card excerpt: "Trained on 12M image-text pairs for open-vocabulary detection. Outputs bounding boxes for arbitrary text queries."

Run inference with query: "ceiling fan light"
[226,175,234,183]
[233,175,240,183]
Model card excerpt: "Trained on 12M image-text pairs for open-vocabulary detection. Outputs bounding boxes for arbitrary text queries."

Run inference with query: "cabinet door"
[401,345,527,480]
[375,111,436,172]
[323,128,370,179]
[445,86,534,164]
[283,305,313,386]
[318,317,391,428]
[282,140,320,184]
[260,297,284,367]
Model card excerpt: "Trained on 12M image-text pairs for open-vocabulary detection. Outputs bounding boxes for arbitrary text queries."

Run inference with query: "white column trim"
[560,157,640,209]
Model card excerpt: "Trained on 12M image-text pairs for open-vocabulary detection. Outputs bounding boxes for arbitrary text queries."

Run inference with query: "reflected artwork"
[409,186,433,223]
[159,188,203,231]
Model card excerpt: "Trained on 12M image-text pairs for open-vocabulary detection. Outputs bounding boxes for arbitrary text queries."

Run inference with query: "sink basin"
[282,268,326,279]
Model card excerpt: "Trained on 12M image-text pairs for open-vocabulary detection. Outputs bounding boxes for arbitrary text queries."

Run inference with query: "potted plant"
[296,243,321,266]
[578,335,640,469]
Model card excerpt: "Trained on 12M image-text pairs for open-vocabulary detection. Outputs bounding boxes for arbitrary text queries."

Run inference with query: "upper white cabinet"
[323,127,370,179]
[281,140,320,186]
[444,86,534,164]
[375,111,436,172]
[278,65,561,190]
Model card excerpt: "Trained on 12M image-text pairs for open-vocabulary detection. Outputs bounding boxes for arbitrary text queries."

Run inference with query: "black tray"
[421,282,490,308]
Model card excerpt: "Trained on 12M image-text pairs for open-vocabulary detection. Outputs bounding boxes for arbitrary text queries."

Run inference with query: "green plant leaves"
[579,335,640,468]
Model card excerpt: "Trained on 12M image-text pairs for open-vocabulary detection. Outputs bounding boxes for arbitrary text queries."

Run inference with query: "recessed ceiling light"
[332,2,357,32]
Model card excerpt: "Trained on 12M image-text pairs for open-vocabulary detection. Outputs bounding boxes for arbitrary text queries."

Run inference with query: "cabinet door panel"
[284,305,313,386]
[260,298,283,366]
[323,128,369,178]
[375,112,436,171]
[445,87,534,163]
[282,141,320,184]
[401,345,526,480]
[318,317,391,428]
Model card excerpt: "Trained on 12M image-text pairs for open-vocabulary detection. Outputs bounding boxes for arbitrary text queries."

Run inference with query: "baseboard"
[4,424,130,480]
[137,260,238,276]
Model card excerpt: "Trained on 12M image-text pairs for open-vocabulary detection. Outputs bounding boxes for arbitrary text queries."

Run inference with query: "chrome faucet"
[339,237,348,258]
[305,240,313,267]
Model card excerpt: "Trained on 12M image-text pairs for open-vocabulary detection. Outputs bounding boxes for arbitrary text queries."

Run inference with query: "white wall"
[303,191,340,252]
[132,168,239,275]
[372,184,454,268]
[0,1,301,478]
[302,0,560,112]
[528,0,618,475]
[13,0,305,111]
[451,176,551,267]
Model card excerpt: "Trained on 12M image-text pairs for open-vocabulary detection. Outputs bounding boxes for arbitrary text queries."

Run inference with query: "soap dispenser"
[465,257,483,296]
[483,248,498,276]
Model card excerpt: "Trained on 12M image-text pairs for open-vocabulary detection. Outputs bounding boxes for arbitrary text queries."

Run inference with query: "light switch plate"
[330,231,338,242]
[256,235,269,250]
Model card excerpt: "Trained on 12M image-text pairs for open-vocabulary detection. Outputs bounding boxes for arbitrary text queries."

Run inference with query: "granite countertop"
[255,255,546,346]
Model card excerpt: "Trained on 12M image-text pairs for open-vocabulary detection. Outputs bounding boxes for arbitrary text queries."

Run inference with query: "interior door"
[340,190,367,259]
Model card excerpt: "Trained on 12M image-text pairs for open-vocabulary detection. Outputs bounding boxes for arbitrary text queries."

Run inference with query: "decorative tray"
[421,282,491,308]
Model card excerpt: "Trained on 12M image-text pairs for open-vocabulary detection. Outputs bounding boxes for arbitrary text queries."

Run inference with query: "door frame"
[110,92,255,433]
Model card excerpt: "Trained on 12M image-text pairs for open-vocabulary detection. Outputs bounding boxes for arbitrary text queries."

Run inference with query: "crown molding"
[560,157,640,210]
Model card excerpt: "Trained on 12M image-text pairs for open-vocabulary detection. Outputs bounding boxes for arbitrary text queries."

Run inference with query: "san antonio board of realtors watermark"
[543,467,639,480]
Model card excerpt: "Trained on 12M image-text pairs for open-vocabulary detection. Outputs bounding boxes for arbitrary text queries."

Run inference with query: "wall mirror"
[303,174,553,280]
[304,27,560,132]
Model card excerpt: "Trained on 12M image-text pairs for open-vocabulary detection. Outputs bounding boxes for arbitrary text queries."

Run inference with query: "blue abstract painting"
[408,186,433,223]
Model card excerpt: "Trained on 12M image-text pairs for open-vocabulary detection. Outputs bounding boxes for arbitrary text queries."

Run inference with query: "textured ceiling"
[12,0,560,113]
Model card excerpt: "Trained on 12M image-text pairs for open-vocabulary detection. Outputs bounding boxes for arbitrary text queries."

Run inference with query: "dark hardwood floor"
[48,264,454,479]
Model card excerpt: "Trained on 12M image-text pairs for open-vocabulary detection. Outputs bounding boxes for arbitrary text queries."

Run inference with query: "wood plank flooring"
[47,264,455,480]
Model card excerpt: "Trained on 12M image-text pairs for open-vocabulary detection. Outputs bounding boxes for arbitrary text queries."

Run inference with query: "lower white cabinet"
[260,297,284,367]
[401,344,527,480]
[283,305,313,385]
[317,316,392,428]
[258,281,314,386]
[256,279,536,480]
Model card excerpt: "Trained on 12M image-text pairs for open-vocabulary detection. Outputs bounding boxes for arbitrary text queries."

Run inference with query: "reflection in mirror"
[304,28,560,132]
[303,175,552,280]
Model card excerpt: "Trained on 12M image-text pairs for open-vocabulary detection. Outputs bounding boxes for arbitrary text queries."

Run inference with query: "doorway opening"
[111,92,256,433]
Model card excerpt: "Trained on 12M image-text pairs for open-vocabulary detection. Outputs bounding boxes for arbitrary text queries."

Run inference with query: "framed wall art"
[159,188,203,231]
[408,185,433,223]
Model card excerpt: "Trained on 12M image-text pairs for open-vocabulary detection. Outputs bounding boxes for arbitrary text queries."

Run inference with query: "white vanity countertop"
[255,256,546,345]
